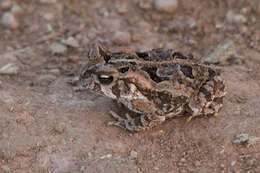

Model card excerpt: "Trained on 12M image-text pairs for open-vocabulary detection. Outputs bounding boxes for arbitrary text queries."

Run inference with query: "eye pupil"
[98,74,113,85]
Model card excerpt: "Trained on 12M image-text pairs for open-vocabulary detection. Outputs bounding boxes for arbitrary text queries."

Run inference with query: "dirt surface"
[0,0,260,172]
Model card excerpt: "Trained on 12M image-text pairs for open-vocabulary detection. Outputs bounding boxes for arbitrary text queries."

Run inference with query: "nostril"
[119,67,129,73]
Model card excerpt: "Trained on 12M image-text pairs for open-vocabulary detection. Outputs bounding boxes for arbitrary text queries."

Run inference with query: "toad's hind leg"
[108,111,165,132]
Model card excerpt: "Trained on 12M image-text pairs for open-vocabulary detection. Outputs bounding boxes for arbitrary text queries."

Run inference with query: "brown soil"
[0,0,259,172]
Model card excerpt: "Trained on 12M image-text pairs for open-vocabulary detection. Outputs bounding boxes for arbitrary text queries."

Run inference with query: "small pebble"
[69,76,80,86]
[62,36,79,48]
[231,161,236,166]
[129,150,138,159]
[49,42,68,55]
[203,40,236,63]
[226,11,247,24]
[131,33,142,42]
[100,154,112,159]
[232,133,260,147]
[54,123,66,134]
[180,158,186,162]
[167,21,185,32]
[1,12,19,29]
[232,133,250,144]
[0,165,10,173]
[0,91,14,103]
[48,69,60,75]
[247,159,256,167]
[257,4,260,14]
[241,7,249,15]
[6,46,14,51]
[154,167,159,170]
[43,12,55,21]
[40,0,57,4]
[68,56,80,63]
[0,63,19,75]
[113,31,131,45]
[36,74,56,86]
[138,1,152,10]
[154,0,178,13]
[188,19,197,29]
[116,3,128,14]
[11,5,23,15]
[194,160,201,167]
[88,152,92,158]
[16,111,32,124]
[0,0,12,9]
[46,23,53,31]
[240,26,248,33]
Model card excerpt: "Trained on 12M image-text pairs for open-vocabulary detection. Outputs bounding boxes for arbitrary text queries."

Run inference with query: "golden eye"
[98,74,113,85]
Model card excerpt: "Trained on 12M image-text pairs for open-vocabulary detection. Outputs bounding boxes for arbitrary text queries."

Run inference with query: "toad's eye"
[98,74,113,85]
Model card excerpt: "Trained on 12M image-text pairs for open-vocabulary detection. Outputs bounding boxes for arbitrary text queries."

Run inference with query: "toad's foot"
[108,111,150,131]
[108,111,166,132]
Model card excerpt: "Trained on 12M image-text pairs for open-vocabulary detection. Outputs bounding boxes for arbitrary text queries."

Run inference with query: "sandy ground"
[0,0,260,172]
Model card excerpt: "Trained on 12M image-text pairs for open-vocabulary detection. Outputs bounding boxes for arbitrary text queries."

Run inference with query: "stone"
[40,0,57,4]
[232,133,249,144]
[49,42,68,55]
[43,12,55,21]
[231,161,236,166]
[180,158,186,162]
[1,12,19,29]
[257,4,260,14]
[154,0,178,13]
[116,3,128,14]
[0,165,10,173]
[62,36,79,48]
[138,1,152,10]
[0,63,19,75]
[11,5,23,15]
[226,11,247,24]
[203,40,236,63]
[194,160,201,167]
[129,150,138,159]
[36,74,56,86]
[113,31,131,45]
[0,0,12,9]
[48,69,60,75]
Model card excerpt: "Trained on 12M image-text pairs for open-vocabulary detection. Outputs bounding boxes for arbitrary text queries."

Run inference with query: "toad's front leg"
[108,110,165,132]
